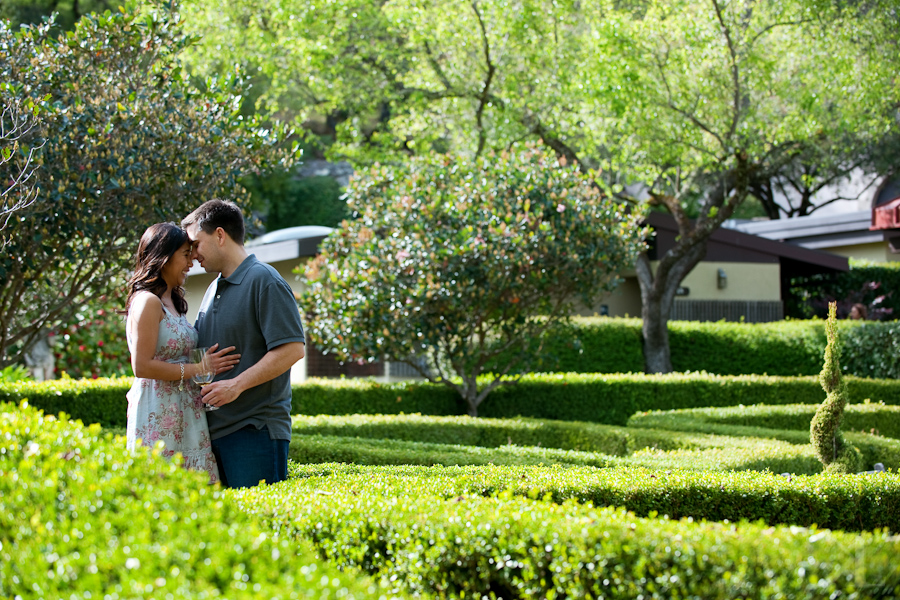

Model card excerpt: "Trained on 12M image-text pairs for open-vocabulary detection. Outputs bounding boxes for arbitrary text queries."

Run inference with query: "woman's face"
[849,306,861,320]
[161,241,193,289]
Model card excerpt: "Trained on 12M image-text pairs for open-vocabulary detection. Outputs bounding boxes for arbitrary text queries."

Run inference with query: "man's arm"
[200,342,304,408]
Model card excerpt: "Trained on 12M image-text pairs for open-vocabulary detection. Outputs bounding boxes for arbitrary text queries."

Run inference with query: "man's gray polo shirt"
[195,254,305,441]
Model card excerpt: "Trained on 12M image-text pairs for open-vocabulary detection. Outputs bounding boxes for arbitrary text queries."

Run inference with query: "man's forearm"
[233,342,305,394]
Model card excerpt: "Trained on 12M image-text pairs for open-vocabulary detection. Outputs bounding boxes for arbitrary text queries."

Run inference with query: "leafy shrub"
[0,377,129,427]
[629,403,900,471]
[0,402,393,599]
[52,293,131,379]
[231,463,900,599]
[0,365,30,383]
[537,316,900,379]
[300,147,647,416]
[787,258,900,320]
[289,428,825,475]
[8,372,900,429]
[841,320,900,379]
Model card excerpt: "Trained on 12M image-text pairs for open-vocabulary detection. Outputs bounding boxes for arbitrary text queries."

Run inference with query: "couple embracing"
[124,200,305,488]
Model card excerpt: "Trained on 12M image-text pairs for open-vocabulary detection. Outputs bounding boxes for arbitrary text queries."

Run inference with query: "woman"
[125,223,240,483]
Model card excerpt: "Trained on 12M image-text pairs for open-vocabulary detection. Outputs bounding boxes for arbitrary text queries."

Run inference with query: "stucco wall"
[823,242,900,263]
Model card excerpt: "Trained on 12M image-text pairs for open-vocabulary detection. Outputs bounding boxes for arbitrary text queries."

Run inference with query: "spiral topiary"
[810,302,863,474]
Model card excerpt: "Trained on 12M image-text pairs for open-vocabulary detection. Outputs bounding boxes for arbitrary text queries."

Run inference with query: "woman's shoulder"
[129,291,163,315]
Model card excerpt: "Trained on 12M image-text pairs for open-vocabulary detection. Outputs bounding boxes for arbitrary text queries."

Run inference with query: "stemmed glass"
[190,347,217,411]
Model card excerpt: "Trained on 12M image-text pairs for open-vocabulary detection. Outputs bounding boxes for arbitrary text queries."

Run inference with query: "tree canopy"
[182,0,899,372]
[300,148,647,415]
[0,4,296,366]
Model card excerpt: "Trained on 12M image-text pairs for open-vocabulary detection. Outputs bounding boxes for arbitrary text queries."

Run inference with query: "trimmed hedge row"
[0,402,393,599]
[294,374,900,426]
[231,464,900,599]
[289,431,827,475]
[629,402,900,439]
[292,413,702,455]
[6,372,900,427]
[537,317,900,378]
[628,403,900,471]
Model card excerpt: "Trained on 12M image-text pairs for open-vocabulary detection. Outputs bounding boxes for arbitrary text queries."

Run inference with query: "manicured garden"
[3,353,900,598]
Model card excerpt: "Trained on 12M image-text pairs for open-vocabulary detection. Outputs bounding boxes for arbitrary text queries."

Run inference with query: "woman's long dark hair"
[125,223,190,315]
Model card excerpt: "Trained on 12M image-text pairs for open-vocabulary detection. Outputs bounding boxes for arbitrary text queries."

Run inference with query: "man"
[182,199,305,488]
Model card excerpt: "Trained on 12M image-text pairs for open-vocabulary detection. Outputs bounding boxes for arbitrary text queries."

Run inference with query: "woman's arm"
[128,292,240,381]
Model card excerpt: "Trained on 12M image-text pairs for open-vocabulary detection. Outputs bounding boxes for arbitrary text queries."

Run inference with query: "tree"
[1,86,46,233]
[810,302,862,474]
[0,0,127,33]
[597,0,900,371]
[182,0,897,373]
[0,5,295,367]
[300,148,647,416]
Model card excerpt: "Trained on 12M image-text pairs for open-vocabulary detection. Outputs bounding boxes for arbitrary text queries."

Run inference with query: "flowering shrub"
[53,294,130,379]
[300,147,647,416]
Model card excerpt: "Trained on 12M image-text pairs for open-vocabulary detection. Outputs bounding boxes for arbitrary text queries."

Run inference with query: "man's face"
[186,223,219,274]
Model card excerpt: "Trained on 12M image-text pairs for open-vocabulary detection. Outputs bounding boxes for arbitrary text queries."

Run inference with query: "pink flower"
[97,340,104,347]
[78,345,85,352]
[557,204,566,213]
[396,250,410,261]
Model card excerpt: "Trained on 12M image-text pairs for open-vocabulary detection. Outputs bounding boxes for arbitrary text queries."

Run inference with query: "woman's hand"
[205,343,241,375]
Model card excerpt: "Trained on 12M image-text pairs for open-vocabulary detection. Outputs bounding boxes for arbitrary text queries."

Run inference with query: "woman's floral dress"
[126,303,219,484]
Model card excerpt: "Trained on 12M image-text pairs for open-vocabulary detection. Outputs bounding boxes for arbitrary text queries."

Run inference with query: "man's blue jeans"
[211,425,289,489]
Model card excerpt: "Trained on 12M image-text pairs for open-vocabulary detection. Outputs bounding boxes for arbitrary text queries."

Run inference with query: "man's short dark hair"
[182,199,245,245]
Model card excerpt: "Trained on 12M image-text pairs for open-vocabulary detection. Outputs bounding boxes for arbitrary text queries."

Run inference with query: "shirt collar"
[220,254,257,285]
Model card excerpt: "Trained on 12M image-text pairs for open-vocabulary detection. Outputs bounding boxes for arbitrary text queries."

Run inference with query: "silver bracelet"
[179,363,185,392]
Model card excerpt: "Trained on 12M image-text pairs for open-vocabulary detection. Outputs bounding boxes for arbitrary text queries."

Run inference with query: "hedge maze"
[3,319,900,598]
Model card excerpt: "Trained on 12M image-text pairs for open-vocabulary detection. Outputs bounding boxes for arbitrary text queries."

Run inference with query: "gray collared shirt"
[195,254,305,441]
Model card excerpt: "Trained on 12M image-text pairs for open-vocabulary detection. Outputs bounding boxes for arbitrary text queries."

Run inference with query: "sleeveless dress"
[126,302,219,484]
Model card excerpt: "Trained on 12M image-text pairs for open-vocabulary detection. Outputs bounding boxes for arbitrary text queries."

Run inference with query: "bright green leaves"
[300,147,647,414]
[0,4,297,366]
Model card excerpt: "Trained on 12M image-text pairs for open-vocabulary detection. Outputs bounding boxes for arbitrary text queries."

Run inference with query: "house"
[588,212,849,322]
[724,174,900,263]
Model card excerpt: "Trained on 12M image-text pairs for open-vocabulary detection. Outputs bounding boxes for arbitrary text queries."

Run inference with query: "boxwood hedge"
[628,403,900,471]
[536,317,900,378]
[231,463,900,599]
[0,402,396,600]
[6,372,900,427]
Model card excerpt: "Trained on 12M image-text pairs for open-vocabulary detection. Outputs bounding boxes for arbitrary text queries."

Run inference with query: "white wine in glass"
[190,347,217,411]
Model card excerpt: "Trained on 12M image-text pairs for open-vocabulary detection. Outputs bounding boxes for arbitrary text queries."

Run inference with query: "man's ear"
[216,227,227,246]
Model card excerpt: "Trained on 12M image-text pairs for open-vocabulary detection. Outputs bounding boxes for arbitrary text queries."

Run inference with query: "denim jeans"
[211,425,289,489]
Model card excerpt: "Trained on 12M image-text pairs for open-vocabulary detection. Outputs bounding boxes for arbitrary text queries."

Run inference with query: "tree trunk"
[635,237,709,374]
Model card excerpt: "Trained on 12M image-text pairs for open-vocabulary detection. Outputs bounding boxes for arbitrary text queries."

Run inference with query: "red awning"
[871,197,900,230]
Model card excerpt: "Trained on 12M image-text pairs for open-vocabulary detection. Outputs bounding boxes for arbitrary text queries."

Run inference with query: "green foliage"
[787,259,900,320]
[533,317,900,379]
[288,413,843,475]
[629,403,900,472]
[811,303,862,474]
[629,402,900,440]
[0,377,129,427]
[0,4,296,367]
[9,372,900,430]
[300,148,647,415]
[290,430,826,475]
[232,463,900,599]
[841,321,900,379]
[0,402,393,599]
[0,364,30,383]
[52,292,130,379]
[244,171,348,231]
[0,0,126,33]
[537,317,829,376]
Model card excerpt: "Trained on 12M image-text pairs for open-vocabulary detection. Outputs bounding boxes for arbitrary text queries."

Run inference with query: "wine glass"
[190,347,217,411]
